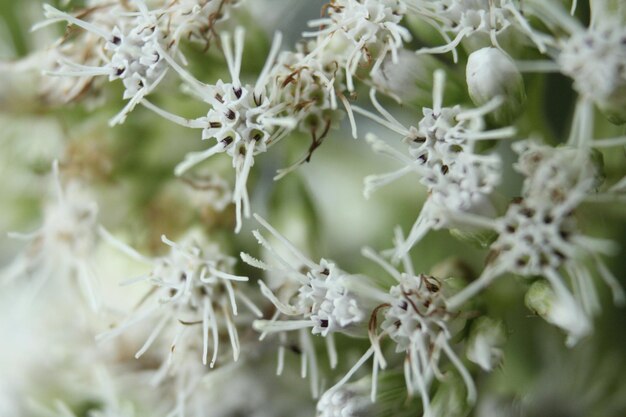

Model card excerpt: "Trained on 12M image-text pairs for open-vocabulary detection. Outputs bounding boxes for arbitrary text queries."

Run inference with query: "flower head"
[305,0,411,92]
[355,70,513,258]
[329,241,477,414]
[4,161,101,310]
[243,214,368,396]
[143,27,296,232]
[97,229,260,377]
[446,142,624,345]
[36,1,173,125]
[409,0,549,60]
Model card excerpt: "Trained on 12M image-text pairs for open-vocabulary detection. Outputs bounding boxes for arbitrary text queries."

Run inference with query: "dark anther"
[234,87,242,98]
[424,278,440,293]
[543,214,553,224]
[441,165,449,175]
[321,268,330,275]
[399,300,408,310]
[215,93,224,103]
[111,36,121,45]
[226,109,236,120]
[320,319,329,328]
[220,136,233,147]
[115,67,125,76]
[418,154,428,163]
[520,207,535,218]
[210,121,222,128]
[505,224,516,233]
[138,80,144,88]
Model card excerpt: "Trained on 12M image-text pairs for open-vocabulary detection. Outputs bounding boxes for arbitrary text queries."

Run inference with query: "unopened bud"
[466,47,526,125]
[525,281,592,347]
[466,317,506,371]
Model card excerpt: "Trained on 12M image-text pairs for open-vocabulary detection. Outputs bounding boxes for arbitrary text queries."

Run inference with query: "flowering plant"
[1,0,626,416]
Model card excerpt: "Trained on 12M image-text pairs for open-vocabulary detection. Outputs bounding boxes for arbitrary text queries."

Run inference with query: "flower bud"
[465,317,506,371]
[466,47,526,125]
[525,281,592,347]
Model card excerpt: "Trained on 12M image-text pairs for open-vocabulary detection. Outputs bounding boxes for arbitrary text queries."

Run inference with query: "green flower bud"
[525,280,592,347]
[466,47,526,125]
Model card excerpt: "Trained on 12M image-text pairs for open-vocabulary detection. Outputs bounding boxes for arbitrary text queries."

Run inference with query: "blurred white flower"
[3,161,101,310]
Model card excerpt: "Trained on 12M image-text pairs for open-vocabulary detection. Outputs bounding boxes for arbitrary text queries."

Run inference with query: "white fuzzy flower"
[329,240,476,415]
[354,70,513,258]
[96,229,261,378]
[4,161,101,310]
[446,142,624,345]
[304,0,412,92]
[243,214,366,397]
[142,27,296,232]
[558,20,626,102]
[527,0,626,121]
[35,1,173,125]
[165,0,240,45]
[407,0,549,60]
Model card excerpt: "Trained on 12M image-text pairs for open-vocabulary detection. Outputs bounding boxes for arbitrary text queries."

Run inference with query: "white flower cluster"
[357,70,513,258]
[2,0,626,416]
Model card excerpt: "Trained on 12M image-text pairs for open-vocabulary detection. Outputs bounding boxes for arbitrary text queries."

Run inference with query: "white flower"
[142,27,296,232]
[354,70,513,258]
[304,0,412,92]
[165,0,240,46]
[35,1,173,125]
[527,0,626,121]
[329,240,476,415]
[96,229,261,378]
[4,161,101,310]
[407,0,549,60]
[558,19,626,121]
[243,214,367,397]
[246,215,365,337]
[446,142,624,345]
[271,43,339,121]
